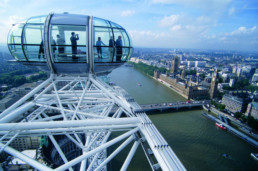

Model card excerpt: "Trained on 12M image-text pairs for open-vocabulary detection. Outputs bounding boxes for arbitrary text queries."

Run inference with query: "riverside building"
[222,94,249,113]
[157,73,209,100]
[245,102,258,120]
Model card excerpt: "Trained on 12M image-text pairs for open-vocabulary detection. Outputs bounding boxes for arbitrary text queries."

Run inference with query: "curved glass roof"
[7,13,133,75]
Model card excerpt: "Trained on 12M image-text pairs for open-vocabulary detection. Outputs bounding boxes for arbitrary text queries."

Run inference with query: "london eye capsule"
[7,13,133,75]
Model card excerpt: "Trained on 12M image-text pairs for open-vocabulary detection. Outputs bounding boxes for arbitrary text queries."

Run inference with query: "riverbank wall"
[202,112,258,148]
[152,77,188,99]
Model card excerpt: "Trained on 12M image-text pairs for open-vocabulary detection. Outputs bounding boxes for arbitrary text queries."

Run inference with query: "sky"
[0,0,258,52]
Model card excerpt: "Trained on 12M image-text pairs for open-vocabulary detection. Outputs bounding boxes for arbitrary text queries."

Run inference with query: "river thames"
[107,65,257,171]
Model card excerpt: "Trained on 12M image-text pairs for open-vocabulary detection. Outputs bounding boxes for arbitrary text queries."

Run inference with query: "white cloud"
[0,0,9,8]
[159,14,214,35]
[228,7,235,16]
[207,25,258,51]
[152,0,232,13]
[0,15,24,43]
[121,10,135,17]
[170,25,181,31]
[130,16,258,51]
[0,0,9,13]
[129,30,169,39]
[129,28,206,49]
[230,26,256,35]
[159,14,180,27]
[128,29,173,47]
[196,16,211,24]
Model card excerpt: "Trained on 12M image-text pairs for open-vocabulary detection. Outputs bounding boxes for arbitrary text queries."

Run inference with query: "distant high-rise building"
[252,69,258,83]
[195,61,206,68]
[236,65,242,77]
[210,69,218,99]
[252,73,258,82]
[245,102,258,120]
[229,78,236,87]
[187,61,195,67]
[170,56,179,76]
[232,65,237,74]
[237,68,242,77]
[180,61,188,66]
[177,54,186,61]
[181,67,186,79]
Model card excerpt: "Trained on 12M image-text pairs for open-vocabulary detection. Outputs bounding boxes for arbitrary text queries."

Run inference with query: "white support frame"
[0,74,186,171]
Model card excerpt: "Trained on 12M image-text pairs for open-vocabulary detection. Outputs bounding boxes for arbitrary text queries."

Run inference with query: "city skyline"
[0,0,258,52]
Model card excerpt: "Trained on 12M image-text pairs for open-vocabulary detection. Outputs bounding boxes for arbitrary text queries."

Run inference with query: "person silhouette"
[51,36,57,58]
[38,40,44,59]
[70,32,79,60]
[109,36,115,61]
[115,36,122,61]
[56,34,65,56]
[96,37,105,58]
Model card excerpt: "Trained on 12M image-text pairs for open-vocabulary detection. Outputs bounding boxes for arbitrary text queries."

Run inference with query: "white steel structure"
[0,74,185,170]
[1,13,186,170]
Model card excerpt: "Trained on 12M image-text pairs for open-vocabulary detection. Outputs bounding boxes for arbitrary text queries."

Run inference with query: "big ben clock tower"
[210,69,219,99]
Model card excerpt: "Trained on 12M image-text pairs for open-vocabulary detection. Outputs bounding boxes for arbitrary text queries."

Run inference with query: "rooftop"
[251,102,258,110]
[9,150,36,165]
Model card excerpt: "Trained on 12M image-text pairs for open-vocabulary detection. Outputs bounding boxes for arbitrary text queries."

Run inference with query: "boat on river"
[215,122,227,130]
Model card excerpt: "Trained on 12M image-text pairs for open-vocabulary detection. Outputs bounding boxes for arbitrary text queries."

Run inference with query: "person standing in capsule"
[38,40,44,59]
[96,37,105,59]
[109,36,115,61]
[115,36,122,62]
[70,32,79,60]
[56,34,65,57]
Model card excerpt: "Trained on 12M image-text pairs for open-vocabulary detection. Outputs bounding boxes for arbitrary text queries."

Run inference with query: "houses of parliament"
[154,56,218,100]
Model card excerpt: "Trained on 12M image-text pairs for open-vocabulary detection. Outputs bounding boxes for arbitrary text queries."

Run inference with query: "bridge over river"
[135,101,208,113]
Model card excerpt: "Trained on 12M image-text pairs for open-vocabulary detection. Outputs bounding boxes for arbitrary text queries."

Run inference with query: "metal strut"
[0,75,186,171]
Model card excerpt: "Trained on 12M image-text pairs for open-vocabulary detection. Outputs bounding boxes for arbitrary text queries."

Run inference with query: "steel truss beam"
[0,74,186,171]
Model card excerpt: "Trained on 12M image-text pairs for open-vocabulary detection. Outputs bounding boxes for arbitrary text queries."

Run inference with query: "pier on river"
[202,112,258,148]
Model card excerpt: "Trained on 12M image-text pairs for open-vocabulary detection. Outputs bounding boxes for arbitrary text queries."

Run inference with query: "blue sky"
[0,0,258,51]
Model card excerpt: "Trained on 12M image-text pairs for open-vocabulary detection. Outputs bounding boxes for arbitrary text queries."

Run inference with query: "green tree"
[217,104,225,111]
[234,112,243,118]
[246,85,258,92]
[13,75,26,86]
[198,73,206,80]
[186,69,196,76]
[247,116,258,131]
[130,62,168,76]
[223,78,257,92]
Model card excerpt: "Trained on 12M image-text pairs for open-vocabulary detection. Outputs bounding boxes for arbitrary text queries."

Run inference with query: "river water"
[107,65,258,171]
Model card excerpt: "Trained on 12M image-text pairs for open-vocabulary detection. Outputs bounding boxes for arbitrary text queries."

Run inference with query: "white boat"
[251,153,258,160]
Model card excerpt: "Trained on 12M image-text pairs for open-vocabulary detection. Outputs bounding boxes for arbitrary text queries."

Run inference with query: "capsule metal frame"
[7,13,133,75]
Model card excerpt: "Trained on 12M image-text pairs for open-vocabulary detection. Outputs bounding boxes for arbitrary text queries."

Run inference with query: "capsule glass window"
[110,21,122,29]
[113,29,130,62]
[7,23,26,61]
[51,25,87,62]
[113,29,130,47]
[23,24,45,61]
[94,27,113,62]
[93,17,110,27]
[27,15,46,24]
